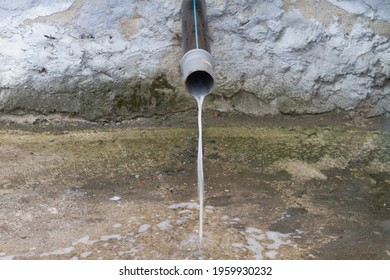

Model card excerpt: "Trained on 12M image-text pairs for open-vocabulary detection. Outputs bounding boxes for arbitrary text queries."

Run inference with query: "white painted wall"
[0,0,389,119]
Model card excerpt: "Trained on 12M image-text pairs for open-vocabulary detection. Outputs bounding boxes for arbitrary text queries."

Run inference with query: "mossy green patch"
[112,74,185,119]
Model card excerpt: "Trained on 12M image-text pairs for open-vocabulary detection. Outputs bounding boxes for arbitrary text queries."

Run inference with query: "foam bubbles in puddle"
[157,219,173,230]
[100,234,123,241]
[74,235,98,246]
[109,196,121,201]
[169,202,197,209]
[80,251,92,258]
[2,202,299,260]
[169,202,196,225]
[40,246,74,257]
[138,224,151,233]
[236,227,293,260]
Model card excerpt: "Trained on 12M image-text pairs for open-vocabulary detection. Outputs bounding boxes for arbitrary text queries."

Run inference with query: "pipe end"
[181,49,215,97]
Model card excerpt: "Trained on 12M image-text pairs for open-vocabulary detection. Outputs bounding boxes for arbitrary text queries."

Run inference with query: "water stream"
[195,94,205,242]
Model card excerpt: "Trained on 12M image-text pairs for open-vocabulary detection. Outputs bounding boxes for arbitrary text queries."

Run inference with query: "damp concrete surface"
[0,112,389,260]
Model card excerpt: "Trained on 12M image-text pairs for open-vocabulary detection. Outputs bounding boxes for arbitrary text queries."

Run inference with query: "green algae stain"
[2,122,388,187]
[112,74,180,119]
[203,126,390,168]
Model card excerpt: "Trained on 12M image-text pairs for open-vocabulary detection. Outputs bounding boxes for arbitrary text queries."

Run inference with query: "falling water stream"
[195,94,205,242]
[181,0,214,244]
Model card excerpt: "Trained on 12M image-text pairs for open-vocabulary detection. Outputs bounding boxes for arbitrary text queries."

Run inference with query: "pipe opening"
[185,71,214,96]
[181,49,215,97]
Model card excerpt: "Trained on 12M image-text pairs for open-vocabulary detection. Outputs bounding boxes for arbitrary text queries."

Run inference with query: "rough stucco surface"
[0,0,390,120]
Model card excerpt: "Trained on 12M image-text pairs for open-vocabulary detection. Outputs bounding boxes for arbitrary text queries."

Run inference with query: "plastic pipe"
[180,0,215,97]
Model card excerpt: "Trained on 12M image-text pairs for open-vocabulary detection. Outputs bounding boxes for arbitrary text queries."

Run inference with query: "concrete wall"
[1,0,389,120]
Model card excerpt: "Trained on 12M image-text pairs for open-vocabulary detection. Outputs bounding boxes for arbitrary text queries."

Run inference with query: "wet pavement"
[0,112,389,259]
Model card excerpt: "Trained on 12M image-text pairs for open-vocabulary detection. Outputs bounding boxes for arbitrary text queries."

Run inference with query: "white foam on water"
[40,246,74,257]
[180,234,199,247]
[0,250,37,260]
[246,237,264,260]
[169,202,197,209]
[47,207,58,214]
[266,231,291,250]
[157,219,173,231]
[246,227,263,234]
[177,209,192,214]
[0,255,15,260]
[176,216,193,225]
[80,251,92,258]
[118,248,140,257]
[73,235,98,246]
[266,250,278,259]
[100,234,123,241]
[138,224,150,233]
[243,226,295,260]
[232,243,245,248]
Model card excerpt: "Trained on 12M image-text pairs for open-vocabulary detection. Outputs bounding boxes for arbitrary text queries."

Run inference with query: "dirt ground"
[0,111,389,260]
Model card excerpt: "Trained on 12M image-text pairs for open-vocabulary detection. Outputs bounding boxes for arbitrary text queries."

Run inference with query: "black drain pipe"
[180,0,215,97]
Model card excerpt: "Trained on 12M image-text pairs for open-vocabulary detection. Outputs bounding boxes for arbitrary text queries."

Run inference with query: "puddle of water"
[40,246,74,257]
[234,227,294,260]
[138,224,150,233]
[0,203,299,260]
[168,203,298,259]
[100,234,123,241]
[80,251,92,258]
[157,219,173,230]
[74,235,98,246]
[0,255,15,260]
[169,202,197,209]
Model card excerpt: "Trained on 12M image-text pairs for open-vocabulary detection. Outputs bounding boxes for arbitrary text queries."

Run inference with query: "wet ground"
[0,112,389,260]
